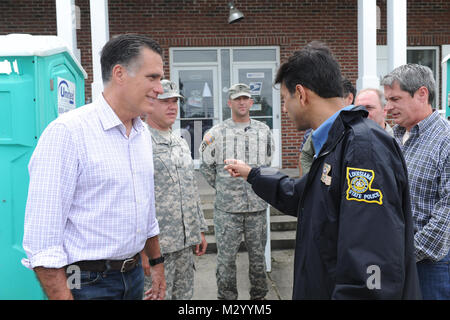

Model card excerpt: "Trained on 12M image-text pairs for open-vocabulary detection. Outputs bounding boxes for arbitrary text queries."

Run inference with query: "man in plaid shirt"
[382,64,450,300]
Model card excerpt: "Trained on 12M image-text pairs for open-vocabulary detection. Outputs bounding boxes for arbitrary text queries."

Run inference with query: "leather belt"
[66,253,140,273]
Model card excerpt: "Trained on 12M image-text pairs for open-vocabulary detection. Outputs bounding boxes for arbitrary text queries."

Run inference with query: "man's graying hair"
[380,63,435,105]
[357,88,386,107]
[100,34,162,84]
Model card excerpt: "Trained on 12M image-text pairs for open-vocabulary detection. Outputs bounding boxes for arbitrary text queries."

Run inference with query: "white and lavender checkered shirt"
[22,95,159,269]
[394,111,450,262]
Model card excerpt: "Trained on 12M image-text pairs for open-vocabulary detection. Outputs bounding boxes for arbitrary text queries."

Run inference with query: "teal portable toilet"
[443,54,450,120]
[0,34,87,299]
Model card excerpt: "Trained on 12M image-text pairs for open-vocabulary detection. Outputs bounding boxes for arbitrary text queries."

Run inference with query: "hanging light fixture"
[228,2,244,24]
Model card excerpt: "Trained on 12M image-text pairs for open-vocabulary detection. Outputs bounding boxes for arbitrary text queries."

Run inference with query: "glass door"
[232,64,280,167]
[172,67,219,162]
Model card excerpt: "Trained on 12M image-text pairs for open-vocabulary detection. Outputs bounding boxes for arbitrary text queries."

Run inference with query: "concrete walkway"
[192,249,294,300]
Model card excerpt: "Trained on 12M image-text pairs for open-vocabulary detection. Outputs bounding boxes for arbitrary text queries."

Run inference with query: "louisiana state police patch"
[346,167,383,205]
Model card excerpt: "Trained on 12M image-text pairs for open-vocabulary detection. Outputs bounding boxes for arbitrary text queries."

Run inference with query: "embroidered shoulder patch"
[202,133,215,146]
[346,167,383,205]
[200,133,215,152]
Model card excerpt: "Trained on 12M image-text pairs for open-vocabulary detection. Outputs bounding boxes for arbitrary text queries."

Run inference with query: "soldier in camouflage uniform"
[199,83,275,300]
[141,79,208,300]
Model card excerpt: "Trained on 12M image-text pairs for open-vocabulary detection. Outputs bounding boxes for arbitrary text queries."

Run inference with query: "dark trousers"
[417,251,450,300]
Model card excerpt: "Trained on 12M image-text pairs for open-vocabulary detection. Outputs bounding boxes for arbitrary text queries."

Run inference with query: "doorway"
[170,47,281,167]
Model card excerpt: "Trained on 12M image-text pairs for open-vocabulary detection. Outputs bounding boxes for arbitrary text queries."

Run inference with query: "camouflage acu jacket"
[199,118,274,213]
[149,127,207,254]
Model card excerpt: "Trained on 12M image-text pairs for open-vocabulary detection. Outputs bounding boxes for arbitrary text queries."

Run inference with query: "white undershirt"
[233,121,250,130]
[402,130,411,145]
[157,128,171,140]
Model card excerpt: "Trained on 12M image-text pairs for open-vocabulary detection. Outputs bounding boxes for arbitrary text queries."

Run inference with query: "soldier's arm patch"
[345,167,383,205]
[203,133,215,145]
[200,133,215,153]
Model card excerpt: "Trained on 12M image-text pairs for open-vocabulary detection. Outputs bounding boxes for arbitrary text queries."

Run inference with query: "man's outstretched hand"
[224,159,252,180]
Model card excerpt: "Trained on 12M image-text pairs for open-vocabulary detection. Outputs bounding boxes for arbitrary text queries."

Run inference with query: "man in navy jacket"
[224,42,421,300]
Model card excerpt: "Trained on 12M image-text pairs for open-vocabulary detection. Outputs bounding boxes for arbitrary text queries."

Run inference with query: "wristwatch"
[149,256,165,266]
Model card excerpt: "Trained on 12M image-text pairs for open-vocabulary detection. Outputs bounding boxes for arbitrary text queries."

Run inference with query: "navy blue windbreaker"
[248,107,421,299]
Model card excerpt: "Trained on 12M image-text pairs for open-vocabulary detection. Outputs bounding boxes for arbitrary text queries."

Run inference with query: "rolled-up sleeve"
[22,123,78,269]
[146,193,160,239]
[146,156,160,239]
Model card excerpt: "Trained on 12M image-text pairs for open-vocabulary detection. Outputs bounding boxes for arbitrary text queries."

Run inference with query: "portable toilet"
[0,34,87,299]
[443,54,450,120]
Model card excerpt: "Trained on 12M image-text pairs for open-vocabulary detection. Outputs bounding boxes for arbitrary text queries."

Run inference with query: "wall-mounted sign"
[249,82,262,95]
[247,72,264,79]
[57,77,76,115]
[250,103,262,111]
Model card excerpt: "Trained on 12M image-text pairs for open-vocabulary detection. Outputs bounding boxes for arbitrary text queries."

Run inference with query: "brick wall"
[106,0,360,168]
[1,0,449,167]
[0,0,56,35]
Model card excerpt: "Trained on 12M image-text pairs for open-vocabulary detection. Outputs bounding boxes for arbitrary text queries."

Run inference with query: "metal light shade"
[228,2,244,24]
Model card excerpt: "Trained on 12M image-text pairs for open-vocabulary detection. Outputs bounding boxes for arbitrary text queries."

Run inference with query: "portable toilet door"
[443,54,450,120]
[0,34,86,299]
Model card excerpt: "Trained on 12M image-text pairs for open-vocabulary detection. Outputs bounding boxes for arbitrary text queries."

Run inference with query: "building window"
[170,47,281,167]
[407,47,439,107]
[377,46,440,108]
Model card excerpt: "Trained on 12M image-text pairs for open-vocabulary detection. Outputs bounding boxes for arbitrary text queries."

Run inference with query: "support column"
[90,0,109,101]
[55,0,80,62]
[265,206,271,272]
[357,0,379,91]
[387,0,407,71]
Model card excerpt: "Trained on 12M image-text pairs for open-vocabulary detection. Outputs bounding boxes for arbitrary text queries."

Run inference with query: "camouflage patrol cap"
[158,79,184,101]
[228,83,252,100]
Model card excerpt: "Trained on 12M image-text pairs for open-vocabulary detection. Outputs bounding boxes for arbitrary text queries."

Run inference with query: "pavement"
[192,249,295,300]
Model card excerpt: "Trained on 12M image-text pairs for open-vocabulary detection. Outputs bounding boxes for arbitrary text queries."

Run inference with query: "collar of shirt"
[148,126,174,145]
[393,111,441,145]
[97,94,146,137]
[312,105,354,157]
[224,118,253,132]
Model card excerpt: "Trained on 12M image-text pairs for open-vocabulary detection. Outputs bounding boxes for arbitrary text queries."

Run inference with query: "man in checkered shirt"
[382,64,450,300]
